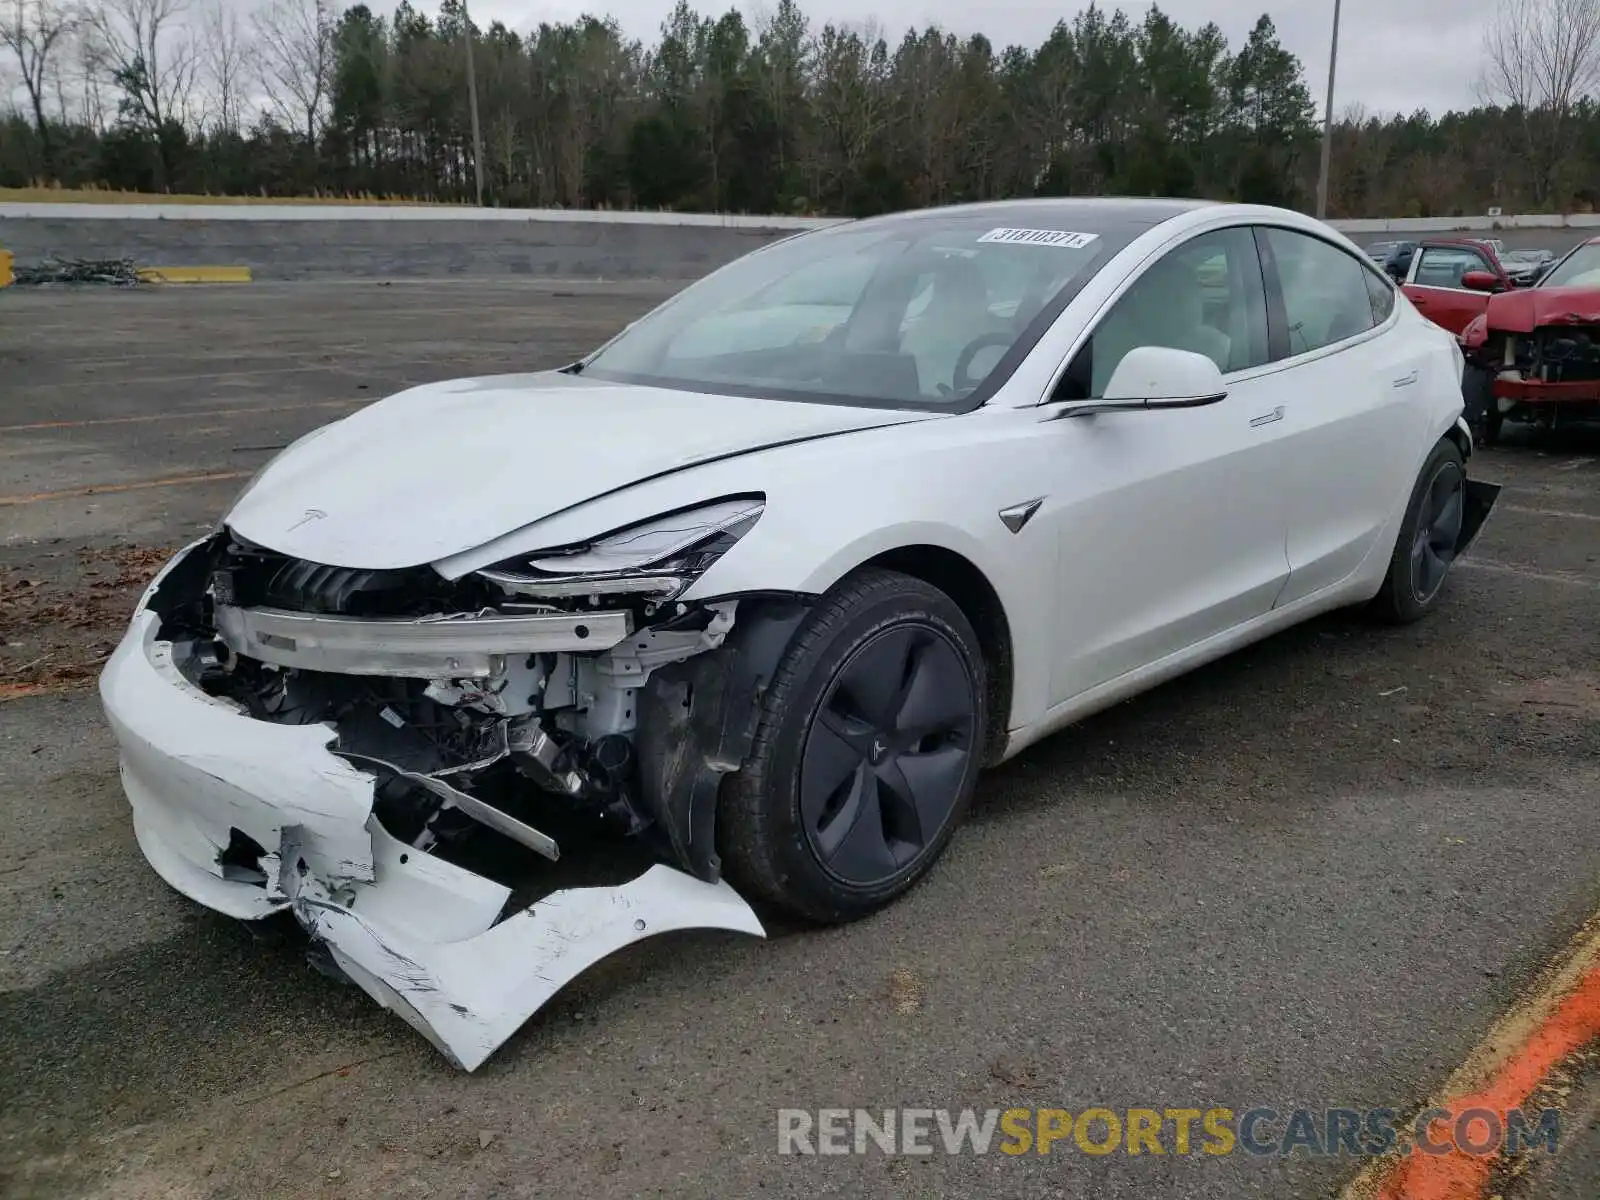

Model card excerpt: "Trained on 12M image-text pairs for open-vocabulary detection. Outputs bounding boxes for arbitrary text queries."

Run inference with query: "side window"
[1412,246,1485,290]
[1057,227,1269,400]
[1365,269,1396,323]
[1261,228,1380,356]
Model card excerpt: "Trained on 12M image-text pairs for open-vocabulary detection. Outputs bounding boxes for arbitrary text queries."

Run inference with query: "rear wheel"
[719,568,986,924]
[1372,440,1467,625]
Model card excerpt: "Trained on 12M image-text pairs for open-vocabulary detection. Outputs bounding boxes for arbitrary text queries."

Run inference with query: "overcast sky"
[446,0,1499,117]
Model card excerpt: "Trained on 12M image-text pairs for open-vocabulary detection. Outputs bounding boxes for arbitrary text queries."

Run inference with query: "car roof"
[845,197,1217,233]
[1420,237,1497,250]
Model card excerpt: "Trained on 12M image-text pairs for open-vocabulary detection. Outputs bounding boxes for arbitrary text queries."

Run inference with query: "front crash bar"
[213,604,632,677]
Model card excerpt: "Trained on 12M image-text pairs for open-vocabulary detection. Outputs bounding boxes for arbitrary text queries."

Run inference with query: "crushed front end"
[98,515,797,1070]
[1463,309,1600,430]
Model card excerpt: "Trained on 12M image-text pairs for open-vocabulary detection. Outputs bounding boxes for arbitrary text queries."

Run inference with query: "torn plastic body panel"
[98,534,779,1070]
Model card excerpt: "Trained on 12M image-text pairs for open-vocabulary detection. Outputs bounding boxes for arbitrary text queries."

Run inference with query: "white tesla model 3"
[99,198,1499,1068]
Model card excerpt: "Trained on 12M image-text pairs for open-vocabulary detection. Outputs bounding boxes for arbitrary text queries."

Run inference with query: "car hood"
[226,372,929,569]
[1486,285,1600,333]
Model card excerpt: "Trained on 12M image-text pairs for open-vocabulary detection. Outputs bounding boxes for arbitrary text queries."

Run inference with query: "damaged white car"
[100,199,1500,1070]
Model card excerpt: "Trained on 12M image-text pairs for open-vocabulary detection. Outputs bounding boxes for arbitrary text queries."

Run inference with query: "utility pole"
[462,0,486,207]
[1315,0,1343,219]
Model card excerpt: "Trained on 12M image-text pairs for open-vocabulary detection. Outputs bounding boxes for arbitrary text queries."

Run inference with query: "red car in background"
[1455,237,1600,442]
[1399,239,1514,335]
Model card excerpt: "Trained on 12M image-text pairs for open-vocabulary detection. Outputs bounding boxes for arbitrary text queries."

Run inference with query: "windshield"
[1540,243,1600,289]
[578,213,1139,410]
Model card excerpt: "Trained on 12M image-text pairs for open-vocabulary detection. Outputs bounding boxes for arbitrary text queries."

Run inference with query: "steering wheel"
[951,332,1014,393]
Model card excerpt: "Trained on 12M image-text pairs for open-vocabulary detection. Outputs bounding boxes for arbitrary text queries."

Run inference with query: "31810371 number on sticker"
[976,228,1100,249]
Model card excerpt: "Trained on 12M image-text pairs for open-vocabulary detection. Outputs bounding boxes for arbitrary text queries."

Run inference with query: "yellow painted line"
[136,265,253,284]
[0,247,13,288]
[0,470,251,506]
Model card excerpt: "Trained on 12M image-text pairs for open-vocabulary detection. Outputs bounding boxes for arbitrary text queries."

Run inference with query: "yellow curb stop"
[136,265,253,284]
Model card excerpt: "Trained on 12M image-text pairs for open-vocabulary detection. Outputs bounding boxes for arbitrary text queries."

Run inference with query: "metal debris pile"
[13,256,142,287]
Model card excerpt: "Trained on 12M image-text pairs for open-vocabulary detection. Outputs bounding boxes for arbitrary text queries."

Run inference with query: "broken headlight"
[476,496,764,603]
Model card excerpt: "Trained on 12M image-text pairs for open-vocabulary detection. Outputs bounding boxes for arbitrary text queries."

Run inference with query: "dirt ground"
[1,281,1596,1200]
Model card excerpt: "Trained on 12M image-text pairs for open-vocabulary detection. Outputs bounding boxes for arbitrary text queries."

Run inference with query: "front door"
[1039,226,1294,704]
[1402,243,1498,334]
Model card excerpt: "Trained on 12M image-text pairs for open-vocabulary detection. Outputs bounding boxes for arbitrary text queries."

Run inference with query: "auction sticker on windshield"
[977,228,1101,248]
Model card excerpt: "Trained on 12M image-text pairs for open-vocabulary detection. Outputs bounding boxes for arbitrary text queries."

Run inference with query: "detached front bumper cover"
[99,542,764,1071]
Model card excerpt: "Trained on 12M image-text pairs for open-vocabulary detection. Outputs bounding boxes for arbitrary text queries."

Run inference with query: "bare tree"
[1480,0,1600,204]
[197,0,248,133]
[0,0,81,173]
[74,28,108,127]
[252,0,333,144]
[87,0,199,137]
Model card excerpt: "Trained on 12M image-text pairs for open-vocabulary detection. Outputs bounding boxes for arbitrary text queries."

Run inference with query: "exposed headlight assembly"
[477,496,764,604]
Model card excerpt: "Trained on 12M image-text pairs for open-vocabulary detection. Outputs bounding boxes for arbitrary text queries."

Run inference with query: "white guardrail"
[1334,213,1600,234]
[0,202,843,228]
[1,202,1597,234]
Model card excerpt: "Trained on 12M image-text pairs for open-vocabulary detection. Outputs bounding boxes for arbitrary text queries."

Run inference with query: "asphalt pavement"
[1,281,1597,1199]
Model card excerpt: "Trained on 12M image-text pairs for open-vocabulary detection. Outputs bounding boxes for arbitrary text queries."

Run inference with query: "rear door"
[1257,226,1431,606]
[1402,243,1497,334]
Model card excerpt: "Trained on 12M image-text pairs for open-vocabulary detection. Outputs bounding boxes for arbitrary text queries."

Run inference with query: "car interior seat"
[900,256,1006,396]
[1090,254,1233,394]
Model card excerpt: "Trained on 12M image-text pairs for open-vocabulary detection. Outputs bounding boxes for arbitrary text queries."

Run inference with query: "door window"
[1365,270,1396,323]
[1057,227,1270,399]
[1261,228,1381,356]
[1411,245,1489,290]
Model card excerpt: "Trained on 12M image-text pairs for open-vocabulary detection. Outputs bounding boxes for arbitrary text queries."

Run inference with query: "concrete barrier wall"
[0,202,1594,281]
[0,206,833,281]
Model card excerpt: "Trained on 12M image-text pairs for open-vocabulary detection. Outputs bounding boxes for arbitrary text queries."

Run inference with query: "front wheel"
[1371,439,1467,625]
[719,568,987,924]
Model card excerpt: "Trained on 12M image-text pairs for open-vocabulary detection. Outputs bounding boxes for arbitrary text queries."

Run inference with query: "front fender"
[434,413,1063,734]
[684,511,1052,737]
[683,516,1008,604]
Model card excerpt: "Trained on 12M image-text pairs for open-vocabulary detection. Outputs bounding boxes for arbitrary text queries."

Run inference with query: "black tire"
[719,568,987,924]
[1371,439,1468,625]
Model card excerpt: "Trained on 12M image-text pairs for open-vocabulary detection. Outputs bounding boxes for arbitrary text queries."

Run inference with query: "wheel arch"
[856,544,1015,767]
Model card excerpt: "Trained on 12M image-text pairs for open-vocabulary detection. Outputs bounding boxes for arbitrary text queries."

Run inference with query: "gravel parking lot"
[2,281,1597,1199]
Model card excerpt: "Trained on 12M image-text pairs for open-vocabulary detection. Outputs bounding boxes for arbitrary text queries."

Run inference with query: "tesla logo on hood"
[288,508,327,531]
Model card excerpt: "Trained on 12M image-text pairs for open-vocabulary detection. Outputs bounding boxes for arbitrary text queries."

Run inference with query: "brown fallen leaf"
[888,967,924,1015]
